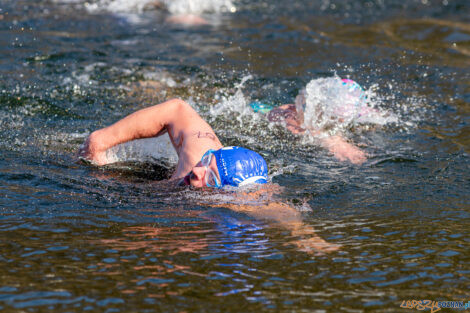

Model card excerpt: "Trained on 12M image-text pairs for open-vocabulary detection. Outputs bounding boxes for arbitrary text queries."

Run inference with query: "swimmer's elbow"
[143,98,191,128]
[165,98,198,122]
[166,98,191,112]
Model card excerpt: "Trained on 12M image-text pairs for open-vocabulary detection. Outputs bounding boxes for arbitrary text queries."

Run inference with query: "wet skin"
[181,156,220,187]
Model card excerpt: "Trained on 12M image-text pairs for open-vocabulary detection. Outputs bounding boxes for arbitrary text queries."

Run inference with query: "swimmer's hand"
[77,132,108,166]
[321,135,367,165]
[289,233,341,254]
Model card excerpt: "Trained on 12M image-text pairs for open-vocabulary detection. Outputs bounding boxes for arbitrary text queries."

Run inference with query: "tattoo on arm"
[196,131,216,141]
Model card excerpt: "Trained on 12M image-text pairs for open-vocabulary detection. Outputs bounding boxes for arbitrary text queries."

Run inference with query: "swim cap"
[212,146,268,187]
[341,79,365,100]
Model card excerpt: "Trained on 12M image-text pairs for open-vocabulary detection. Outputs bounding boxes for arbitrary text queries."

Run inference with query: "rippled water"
[0,0,469,312]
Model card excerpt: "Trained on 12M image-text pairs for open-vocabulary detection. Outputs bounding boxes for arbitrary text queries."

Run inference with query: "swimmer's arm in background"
[320,135,366,165]
[78,98,211,165]
[267,104,366,164]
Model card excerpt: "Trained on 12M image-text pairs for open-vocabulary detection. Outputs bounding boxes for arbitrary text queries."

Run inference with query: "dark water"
[1,0,469,312]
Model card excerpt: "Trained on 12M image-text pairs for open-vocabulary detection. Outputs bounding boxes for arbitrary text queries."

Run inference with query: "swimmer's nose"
[191,166,206,181]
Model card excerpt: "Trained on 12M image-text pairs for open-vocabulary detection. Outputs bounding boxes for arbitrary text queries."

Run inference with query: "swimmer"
[78,98,339,253]
[78,98,268,188]
[254,78,370,164]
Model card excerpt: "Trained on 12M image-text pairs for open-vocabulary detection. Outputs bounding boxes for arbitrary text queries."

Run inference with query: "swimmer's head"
[181,146,268,188]
[212,146,268,187]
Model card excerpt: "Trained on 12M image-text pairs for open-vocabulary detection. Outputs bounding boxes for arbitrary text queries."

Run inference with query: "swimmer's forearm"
[319,135,344,149]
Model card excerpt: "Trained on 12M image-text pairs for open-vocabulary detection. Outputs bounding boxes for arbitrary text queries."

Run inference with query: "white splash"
[162,0,236,15]
[84,0,158,14]
[81,0,235,15]
[105,133,178,165]
[209,75,256,123]
[300,77,398,134]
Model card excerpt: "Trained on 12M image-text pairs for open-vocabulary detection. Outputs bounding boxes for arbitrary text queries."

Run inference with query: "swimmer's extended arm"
[320,135,366,164]
[268,104,366,164]
[78,99,211,165]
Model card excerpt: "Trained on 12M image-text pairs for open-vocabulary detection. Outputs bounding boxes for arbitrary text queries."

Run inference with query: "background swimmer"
[255,78,387,164]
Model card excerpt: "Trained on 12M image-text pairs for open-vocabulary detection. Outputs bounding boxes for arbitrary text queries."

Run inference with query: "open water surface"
[0,0,469,312]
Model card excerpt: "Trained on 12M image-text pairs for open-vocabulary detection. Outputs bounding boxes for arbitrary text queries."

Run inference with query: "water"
[1,0,469,312]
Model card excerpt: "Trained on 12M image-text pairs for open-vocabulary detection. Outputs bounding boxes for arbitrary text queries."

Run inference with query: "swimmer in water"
[78,98,268,188]
[78,98,339,253]
[259,78,370,164]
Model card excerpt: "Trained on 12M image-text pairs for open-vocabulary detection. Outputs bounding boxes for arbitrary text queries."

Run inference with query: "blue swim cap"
[212,146,268,187]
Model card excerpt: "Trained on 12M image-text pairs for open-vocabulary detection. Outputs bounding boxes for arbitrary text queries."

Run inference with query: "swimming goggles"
[199,149,221,188]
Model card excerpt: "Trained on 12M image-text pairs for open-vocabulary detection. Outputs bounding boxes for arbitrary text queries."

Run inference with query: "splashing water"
[298,77,398,135]
[209,75,259,126]
[82,0,156,13]
[209,75,399,137]
[82,0,235,14]
[104,133,178,165]
[163,0,236,15]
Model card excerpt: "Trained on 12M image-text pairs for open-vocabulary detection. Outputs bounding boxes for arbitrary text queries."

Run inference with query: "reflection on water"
[0,211,468,311]
[323,18,470,66]
[0,0,469,312]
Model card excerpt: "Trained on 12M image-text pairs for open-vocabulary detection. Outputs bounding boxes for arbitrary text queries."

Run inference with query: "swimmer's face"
[182,152,221,188]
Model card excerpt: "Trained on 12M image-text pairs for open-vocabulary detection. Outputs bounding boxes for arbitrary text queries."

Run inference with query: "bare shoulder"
[172,100,221,144]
